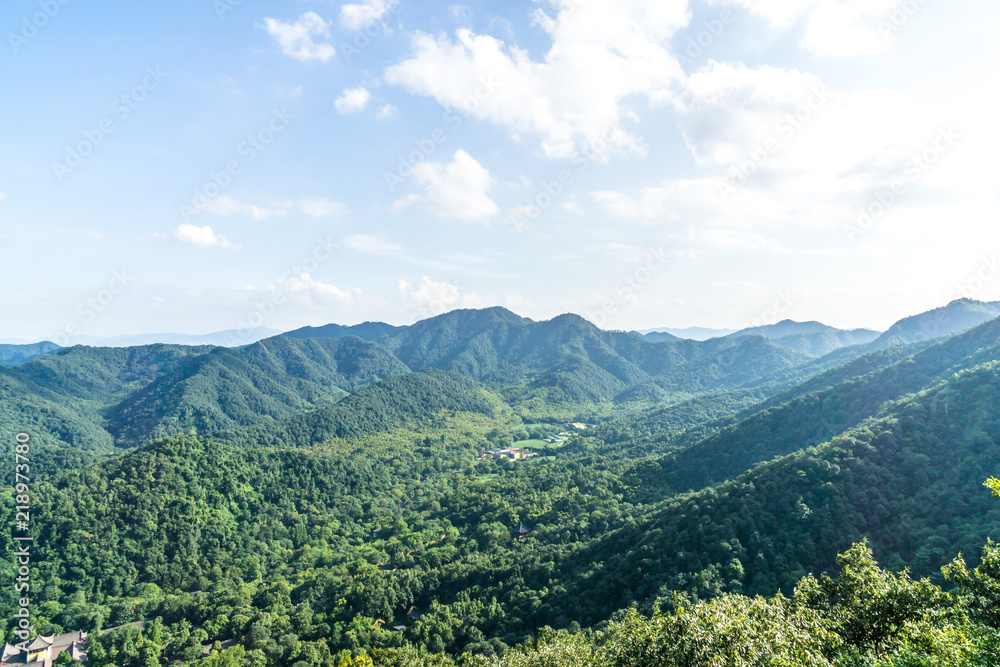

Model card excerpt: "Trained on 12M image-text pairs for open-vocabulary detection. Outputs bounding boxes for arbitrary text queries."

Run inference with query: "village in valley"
[480,423,587,462]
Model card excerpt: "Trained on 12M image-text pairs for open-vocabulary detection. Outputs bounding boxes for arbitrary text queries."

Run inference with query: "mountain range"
[2,297,999,664]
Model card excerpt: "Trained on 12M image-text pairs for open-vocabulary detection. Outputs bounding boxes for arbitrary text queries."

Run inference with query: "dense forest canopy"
[2,304,999,666]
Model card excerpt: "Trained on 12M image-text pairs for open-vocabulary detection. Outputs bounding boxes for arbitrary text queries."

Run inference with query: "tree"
[604,595,837,667]
[796,540,945,658]
[942,480,1000,629]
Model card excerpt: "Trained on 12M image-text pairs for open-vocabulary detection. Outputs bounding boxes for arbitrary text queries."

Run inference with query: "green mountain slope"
[630,315,1000,495]
[546,360,1000,624]
[283,308,815,401]
[4,308,999,663]
[218,368,505,448]
[0,341,61,366]
[106,336,411,447]
[728,320,881,357]
[0,337,411,453]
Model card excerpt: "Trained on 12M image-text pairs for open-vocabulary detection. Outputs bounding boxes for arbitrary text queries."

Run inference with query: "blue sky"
[2,0,999,341]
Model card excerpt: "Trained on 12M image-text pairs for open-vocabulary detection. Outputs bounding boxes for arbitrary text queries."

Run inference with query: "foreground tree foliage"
[63,534,1000,666]
[465,540,999,667]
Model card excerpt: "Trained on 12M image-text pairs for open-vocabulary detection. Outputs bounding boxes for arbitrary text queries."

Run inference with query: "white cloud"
[282,273,362,303]
[173,224,239,249]
[708,0,814,28]
[674,62,831,167]
[376,103,397,119]
[393,149,499,222]
[690,228,788,253]
[300,198,346,218]
[205,195,289,220]
[344,234,409,258]
[263,12,336,62]
[84,231,105,241]
[708,0,911,56]
[397,276,482,318]
[335,86,372,114]
[800,0,902,57]
[589,56,998,265]
[340,0,396,31]
[384,0,689,159]
[0,191,6,201]
[670,61,939,201]
[343,234,466,271]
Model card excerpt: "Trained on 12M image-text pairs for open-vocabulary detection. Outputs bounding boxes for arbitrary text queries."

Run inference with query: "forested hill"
[3,304,1000,665]
[572,360,1000,617]
[216,369,508,448]
[0,337,410,458]
[727,320,880,357]
[286,307,813,393]
[3,318,999,665]
[0,341,61,366]
[0,309,814,459]
[106,336,411,448]
[629,314,1000,495]
[816,298,1000,367]
[9,302,993,464]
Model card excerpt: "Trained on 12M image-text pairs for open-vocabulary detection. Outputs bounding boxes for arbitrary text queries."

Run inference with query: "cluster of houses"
[1,631,88,666]
[544,424,587,444]
[482,424,589,460]
[481,447,537,461]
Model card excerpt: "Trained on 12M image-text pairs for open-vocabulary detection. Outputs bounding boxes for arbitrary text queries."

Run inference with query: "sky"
[2,0,999,342]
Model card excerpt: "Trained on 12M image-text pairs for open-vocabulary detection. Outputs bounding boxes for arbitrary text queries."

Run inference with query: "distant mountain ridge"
[727,319,881,357]
[288,307,811,397]
[3,299,998,465]
[639,331,682,343]
[0,341,61,366]
[639,326,736,340]
[13,328,281,348]
[818,298,1000,367]
[872,298,1000,348]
